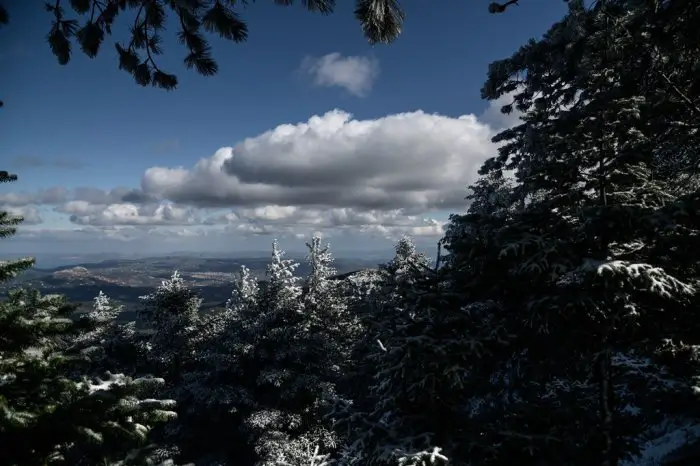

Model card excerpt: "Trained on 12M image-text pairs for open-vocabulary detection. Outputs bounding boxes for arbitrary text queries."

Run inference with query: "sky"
[0,1,568,258]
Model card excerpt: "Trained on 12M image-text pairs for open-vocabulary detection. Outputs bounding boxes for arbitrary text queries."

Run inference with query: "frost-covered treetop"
[226,265,259,314]
[306,235,336,282]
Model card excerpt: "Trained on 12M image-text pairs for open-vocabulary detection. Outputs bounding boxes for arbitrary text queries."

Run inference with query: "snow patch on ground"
[622,421,700,465]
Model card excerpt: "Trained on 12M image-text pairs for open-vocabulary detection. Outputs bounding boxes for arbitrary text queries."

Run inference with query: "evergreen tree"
[139,270,202,381]
[335,236,510,466]
[259,239,303,317]
[0,173,177,466]
[137,270,204,462]
[226,265,260,317]
[441,1,700,463]
[170,241,313,465]
[70,290,139,375]
[0,171,34,281]
[171,264,261,465]
[244,239,336,465]
[190,238,350,465]
[303,235,356,367]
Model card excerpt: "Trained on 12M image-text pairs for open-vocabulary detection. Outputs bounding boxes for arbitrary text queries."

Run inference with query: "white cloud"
[301,53,379,97]
[4,100,524,254]
[205,206,447,239]
[137,109,495,212]
[66,202,200,227]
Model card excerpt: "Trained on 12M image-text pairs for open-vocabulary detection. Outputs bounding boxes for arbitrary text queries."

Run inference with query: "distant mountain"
[9,250,393,270]
[0,256,383,317]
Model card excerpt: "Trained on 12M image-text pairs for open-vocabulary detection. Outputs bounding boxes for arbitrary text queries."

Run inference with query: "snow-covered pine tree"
[70,291,139,375]
[172,264,262,465]
[244,240,304,397]
[0,173,177,465]
[335,236,443,465]
[136,270,204,463]
[138,270,202,381]
[258,239,303,320]
[334,238,430,437]
[336,236,512,466]
[442,0,700,463]
[303,234,356,368]
[226,265,260,317]
[380,236,430,292]
[173,240,310,465]
[304,235,337,301]
[242,239,342,465]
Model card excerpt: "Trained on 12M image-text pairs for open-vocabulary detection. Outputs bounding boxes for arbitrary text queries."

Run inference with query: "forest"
[1,0,700,465]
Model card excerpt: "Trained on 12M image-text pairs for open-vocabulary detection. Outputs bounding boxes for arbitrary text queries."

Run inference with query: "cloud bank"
[137,109,493,211]
[4,101,522,253]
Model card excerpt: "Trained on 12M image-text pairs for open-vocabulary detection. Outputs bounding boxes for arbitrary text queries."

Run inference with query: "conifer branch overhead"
[488,0,519,15]
[0,0,407,90]
[354,0,405,45]
[0,3,8,28]
[488,0,575,15]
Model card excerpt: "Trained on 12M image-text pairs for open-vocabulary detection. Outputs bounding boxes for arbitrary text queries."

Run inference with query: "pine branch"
[0,2,8,27]
[0,0,403,90]
[597,2,700,118]
[488,0,519,15]
[354,0,404,45]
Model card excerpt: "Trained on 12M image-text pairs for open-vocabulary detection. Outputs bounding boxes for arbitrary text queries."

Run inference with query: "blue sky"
[0,1,567,258]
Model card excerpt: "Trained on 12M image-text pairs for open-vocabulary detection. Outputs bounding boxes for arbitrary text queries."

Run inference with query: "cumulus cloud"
[66,202,200,227]
[205,206,446,239]
[301,53,379,97]
[137,109,494,212]
[4,101,527,251]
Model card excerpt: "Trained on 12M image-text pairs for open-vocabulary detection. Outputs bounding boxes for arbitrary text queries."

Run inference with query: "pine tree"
[259,239,303,319]
[139,270,202,381]
[303,235,356,367]
[226,265,260,317]
[0,171,34,282]
[170,241,313,465]
[304,235,337,300]
[70,291,139,375]
[0,173,177,465]
[193,238,351,465]
[335,236,510,466]
[172,264,261,465]
[439,0,700,463]
[244,239,338,465]
[136,270,204,462]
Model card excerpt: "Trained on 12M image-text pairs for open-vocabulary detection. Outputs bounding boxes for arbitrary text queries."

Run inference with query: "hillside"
[0,255,382,317]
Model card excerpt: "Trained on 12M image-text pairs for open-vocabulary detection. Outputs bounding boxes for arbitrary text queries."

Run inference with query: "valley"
[1,255,382,318]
